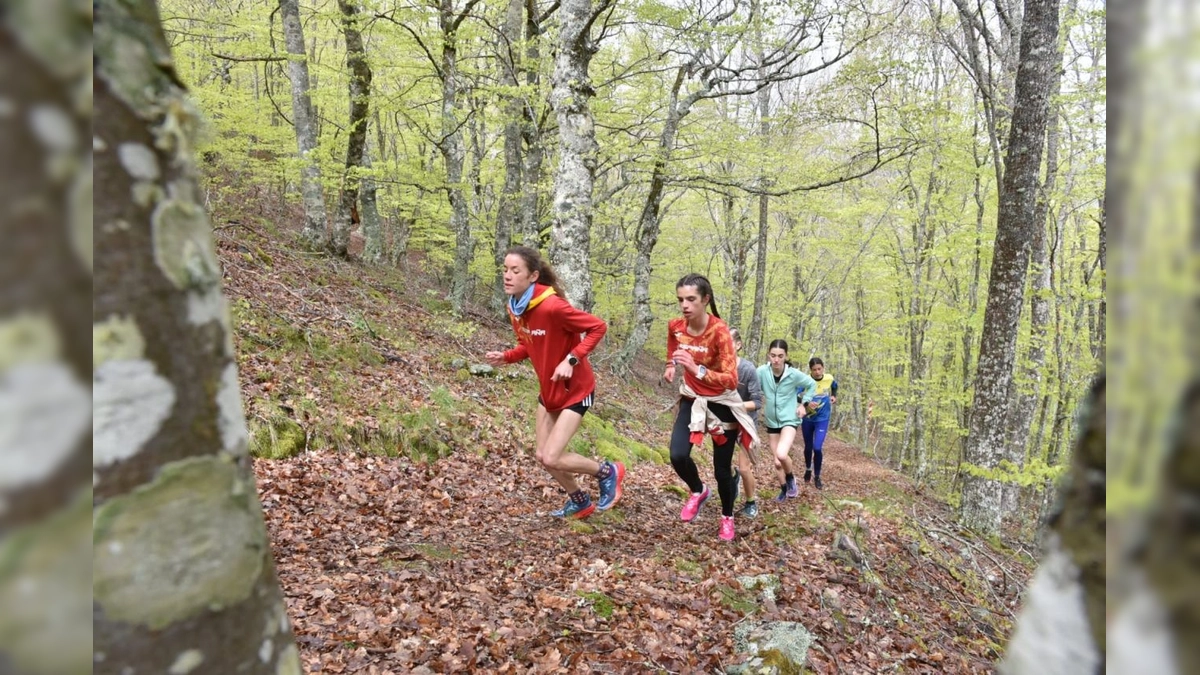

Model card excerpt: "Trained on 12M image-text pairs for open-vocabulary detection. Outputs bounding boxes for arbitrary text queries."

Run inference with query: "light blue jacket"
[756,364,818,429]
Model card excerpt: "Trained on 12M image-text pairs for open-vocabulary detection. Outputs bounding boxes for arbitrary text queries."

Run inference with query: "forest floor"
[212,191,1036,674]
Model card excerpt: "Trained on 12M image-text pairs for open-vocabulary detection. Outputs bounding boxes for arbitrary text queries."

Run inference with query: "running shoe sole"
[567,503,596,519]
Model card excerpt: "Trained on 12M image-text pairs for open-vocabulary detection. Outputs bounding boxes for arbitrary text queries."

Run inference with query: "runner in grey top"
[729,328,761,518]
[736,355,762,424]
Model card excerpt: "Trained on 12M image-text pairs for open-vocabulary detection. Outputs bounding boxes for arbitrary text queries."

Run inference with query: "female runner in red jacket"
[485,247,625,519]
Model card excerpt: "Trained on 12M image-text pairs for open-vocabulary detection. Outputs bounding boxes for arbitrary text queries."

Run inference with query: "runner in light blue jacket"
[756,339,818,501]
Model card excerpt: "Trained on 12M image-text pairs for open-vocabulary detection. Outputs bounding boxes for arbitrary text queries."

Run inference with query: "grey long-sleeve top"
[735,356,763,423]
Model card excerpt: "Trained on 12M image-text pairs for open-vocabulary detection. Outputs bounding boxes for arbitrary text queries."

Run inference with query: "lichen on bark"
[93,456,269,630]
[0,492,91,674]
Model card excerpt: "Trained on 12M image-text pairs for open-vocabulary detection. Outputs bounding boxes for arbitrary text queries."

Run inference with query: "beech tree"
[279,0,329,250]
[960,0,1060,535]
[0,2,92,672]
[547,0,615,311]
[93,1,299,672]
[330,0,373,258]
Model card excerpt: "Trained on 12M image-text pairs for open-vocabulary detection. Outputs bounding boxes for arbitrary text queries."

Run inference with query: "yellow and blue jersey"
[800,374,837,422]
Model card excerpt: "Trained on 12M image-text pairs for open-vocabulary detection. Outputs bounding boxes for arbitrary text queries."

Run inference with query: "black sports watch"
[567,353,580,366]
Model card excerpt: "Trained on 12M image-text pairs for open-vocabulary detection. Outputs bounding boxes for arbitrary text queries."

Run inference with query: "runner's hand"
[484,351,506,367]
[664,364,676,383]
[551,358,574,382]
[671,350,697,374]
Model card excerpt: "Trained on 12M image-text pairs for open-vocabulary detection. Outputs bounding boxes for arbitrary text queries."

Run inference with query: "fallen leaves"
[219,220,1034,673]
[254,439,1031,674]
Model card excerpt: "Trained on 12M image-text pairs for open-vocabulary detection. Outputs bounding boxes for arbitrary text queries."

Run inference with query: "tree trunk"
[1003,47,1062,522]
[1094,196,1106,362]
[614,67,690,372]
[1000,377,1104,674]
[392,148,437,265]
[519,0,548,247]
[0,9,92,671]
[726,192,749,330]
[389,205,413,265]
[950,0,1021,192]
[908,164,936,482]
[93,3,299,672]
[493,0,525,309]
[960,111,988,457]
[547,0,606,311]
[441,0,475,313]
[361,146,384,263]
[331,0,372,259]
[279,0,328,250]
[468,92,487,222]
[854,282,871,451]
[960,0,1059,536]
[746,80,771,360]
[747,191,769,359]
[520,122,546,247]
[1044,206,1070,516]
[1129,381,1200,673]
[790,223,807,345]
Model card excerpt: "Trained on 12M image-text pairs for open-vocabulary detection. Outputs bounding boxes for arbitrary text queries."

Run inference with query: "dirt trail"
[257,434,1027,673]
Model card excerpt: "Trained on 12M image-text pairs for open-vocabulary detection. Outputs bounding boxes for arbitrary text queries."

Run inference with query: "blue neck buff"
[508,284,536,317]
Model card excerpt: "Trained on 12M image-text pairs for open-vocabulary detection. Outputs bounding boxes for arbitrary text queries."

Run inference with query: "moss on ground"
[716,583,758,615]
[576,590,615,619]
[761,501,818,544]
[249,411,307,459]
[569,414,667,466]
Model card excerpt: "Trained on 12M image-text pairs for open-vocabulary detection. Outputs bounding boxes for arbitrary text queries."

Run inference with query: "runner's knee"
[537,448,562,469]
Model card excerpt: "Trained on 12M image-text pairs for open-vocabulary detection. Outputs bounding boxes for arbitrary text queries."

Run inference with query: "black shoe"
[803,469,812,483]
[814,475,823,490]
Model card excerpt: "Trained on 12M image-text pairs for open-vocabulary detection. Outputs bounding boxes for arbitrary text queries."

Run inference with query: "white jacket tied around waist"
[678,381,759,457]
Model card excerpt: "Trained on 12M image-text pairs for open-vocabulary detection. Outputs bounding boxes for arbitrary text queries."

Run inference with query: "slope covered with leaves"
[214,200,1035,674]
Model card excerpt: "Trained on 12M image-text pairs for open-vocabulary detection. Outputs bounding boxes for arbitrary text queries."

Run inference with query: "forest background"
[162,0,1105,535]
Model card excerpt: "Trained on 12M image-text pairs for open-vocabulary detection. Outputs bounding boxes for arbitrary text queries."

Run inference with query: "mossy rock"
[738,574,782,602]
[759,648,807,675]
[593,439,631,465]
[249,414,306,459]
[632,443,669,464]
[730,621,814,675]
[717,584,759,614]
[591,402,631,422]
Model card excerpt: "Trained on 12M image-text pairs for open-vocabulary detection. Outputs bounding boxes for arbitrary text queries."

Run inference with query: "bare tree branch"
[211,51,286,62]
[374,12,443,78]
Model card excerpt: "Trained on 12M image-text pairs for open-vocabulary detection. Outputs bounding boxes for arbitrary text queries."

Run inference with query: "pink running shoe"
[719,515,735,541]
[680,486,710,522]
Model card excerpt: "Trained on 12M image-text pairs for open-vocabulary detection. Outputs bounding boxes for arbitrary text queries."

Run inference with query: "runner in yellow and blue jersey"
[800,357,838,489]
